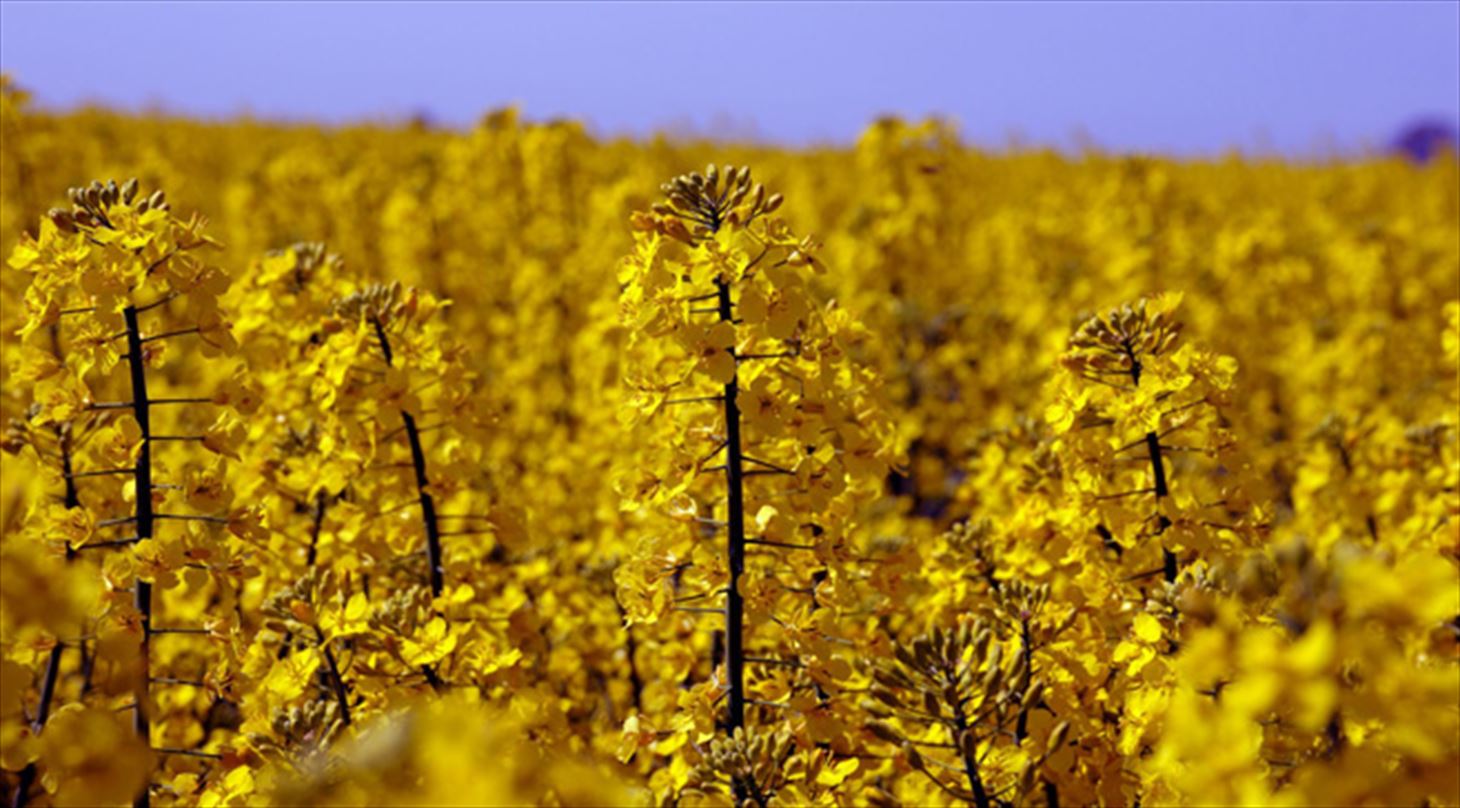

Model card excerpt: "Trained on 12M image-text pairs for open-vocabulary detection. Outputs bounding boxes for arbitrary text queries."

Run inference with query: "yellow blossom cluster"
[1,77,1456,806]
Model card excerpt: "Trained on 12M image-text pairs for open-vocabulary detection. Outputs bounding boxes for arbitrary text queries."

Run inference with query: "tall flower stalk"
[615,166,898,802]
[1047,294,1254,585]
[7,180,255,807]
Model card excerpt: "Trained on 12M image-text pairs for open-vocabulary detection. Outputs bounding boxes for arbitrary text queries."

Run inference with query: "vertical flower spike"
[297,275,511,702]
[6,180,254,808]
[324,282,452,597]
[1048,293,1257,584]
[615,166,897,803]
[862,620,1069,808]
[2,410,86,808]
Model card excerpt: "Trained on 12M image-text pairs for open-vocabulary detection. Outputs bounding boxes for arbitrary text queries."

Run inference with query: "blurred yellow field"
[1,79,1457,807]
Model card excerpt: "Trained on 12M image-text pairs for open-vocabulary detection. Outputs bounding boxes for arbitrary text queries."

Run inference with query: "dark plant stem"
[403,411,444,595]
[58,427,80,511]
[715,278,747,738]
[1144,432,1169,501]
[79,639,95,695]
[11,642,63,808]
[1324,711,1346,758]
[371,317,446,690]
[315,628,352,726]
[372,316,444,597]
[1126,341,1178,583]
[362,311,446,683]
[14,425,83,808]
[306,492,327,567]
[1015,617,1033,744]
[123,305,154,808]
[1145,430,1177,582]
[1162,545,1179,584]
[950,706,991,808]
[738,772,769,808]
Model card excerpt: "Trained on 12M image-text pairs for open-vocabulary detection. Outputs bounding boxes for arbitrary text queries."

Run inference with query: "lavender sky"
[1,1,1457,155]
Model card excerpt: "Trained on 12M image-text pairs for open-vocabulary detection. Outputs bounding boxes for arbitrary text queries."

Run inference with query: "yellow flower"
[261,648,321,702]
[679,320,738,385]
[739,285,808,341]
[32,373,90,426]
[401,617,458,667]
[198,765,255,808]
[38,706,155,808]
[213,371,262,415]
[182,460,233,513]
[202,411,246,459]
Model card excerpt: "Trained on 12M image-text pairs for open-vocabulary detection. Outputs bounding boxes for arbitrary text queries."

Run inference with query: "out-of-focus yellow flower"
[38,706,155,808]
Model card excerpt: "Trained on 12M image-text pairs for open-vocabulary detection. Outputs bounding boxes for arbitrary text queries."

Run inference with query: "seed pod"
[862,700,892,719]
[981,661,1003,695]
[972,629,992,661]
[1022,679,1045,709]
[773,731,792,760]
[47,208,76,234]
[912,637,933,667]
[873,668,907,691]
[943,634,962,668]
[1017,762,1036,797]
[960,728,978,761]
[870,685,901,709]
[902,743,926,772]
[1158,329,1180,355]
[1048,721,1070,750]
[894,643,918,671]
[941,682,960,707]
[929,628,945,660]
[958,664,976,691]
[868,721,902,744]
[922,690,940,717]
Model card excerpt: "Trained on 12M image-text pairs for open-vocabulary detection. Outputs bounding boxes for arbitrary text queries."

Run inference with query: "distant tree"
[1392,118,1459,162]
